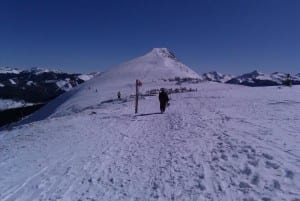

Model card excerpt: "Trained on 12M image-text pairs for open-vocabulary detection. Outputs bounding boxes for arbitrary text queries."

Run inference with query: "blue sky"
[0,0,299,75]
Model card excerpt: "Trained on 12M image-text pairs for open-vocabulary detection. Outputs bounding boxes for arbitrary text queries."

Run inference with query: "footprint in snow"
[273,179,281,190]
[265,161,280,169]
[247,159,259,167]
[250,173,259,185]
[262,153,274,160]
[285,169,294,179]
[241,165,252,176]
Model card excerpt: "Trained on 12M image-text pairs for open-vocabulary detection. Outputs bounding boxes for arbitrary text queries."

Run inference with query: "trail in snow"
[0,84,300,201]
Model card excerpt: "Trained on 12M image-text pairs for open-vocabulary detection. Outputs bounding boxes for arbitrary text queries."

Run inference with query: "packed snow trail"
[0,84,300,201]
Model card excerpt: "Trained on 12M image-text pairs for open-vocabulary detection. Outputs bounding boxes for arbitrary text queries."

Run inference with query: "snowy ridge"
[20,48,200,122]
[202,71,234,83]
[0,67,61,75]
[0,67,22,74]
[227,70,300,86]
[23,67,63,75]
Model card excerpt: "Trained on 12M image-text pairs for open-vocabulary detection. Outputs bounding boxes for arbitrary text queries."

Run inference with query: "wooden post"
[135,79,138,113]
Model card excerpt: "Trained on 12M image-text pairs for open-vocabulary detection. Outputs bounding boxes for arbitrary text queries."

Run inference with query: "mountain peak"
[202,71,234,83]
[250,70,260,75]
[149,48,177,60]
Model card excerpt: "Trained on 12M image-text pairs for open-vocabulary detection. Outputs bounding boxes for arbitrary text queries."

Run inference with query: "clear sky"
[0,0,299,75]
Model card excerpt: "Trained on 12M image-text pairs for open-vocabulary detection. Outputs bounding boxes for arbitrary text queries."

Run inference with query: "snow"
[256,74,273,81]
[26,81,35,86]
[0,83,299,201]
[28,67,62,75]
[55,80,67,88]
[54,80,73,91]
[229,71,300,86]
[9,79,16,85]
[0,67,21,74]
[0,99,33,111]
[78,74,96,81]
[0,48,299,200]
[0,83,4,87]
[0,67,63,75]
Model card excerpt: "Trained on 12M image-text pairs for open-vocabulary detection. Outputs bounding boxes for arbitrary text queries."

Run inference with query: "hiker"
[159,88,169,113]
[117,91,121,99]
[286,74,292,87]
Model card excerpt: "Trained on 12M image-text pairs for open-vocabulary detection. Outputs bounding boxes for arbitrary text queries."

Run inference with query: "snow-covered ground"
[0,83,299,201]
[0,48,299,201]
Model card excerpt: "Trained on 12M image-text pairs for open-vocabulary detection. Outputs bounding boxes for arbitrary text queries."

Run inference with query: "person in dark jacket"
[159,88,169,113]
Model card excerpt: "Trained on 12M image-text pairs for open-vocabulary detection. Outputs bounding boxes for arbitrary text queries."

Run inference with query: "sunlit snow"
[0,49,299,201]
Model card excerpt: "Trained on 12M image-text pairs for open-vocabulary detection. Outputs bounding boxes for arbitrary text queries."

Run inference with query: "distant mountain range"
[201,70,300,86]
[0,67,100,106]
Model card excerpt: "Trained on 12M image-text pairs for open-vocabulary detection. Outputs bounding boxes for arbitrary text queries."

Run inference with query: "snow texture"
[0,48,299,201]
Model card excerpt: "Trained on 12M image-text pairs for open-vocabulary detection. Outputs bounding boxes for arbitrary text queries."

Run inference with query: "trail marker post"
[135,79,142,113]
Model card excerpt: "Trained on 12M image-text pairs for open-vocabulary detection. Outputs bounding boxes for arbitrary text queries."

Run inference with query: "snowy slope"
[20,48,201,123]
[1,49,300,201]
[104,48,199,83]
[0,83,299,201]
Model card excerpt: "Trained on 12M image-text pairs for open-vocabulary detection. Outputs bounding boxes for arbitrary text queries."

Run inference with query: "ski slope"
[0,83,299,201]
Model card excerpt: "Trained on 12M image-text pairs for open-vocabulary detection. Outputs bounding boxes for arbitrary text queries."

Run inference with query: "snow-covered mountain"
[227,70,300,86]
[104,48,200,83]
[0,67,100,105]
[1,48,300,200]
[201,71,234,83]
[20,48,201,122]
